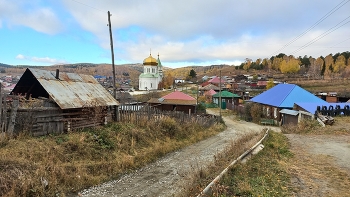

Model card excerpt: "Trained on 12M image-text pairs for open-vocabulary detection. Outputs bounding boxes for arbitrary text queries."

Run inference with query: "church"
[139,53,163,90]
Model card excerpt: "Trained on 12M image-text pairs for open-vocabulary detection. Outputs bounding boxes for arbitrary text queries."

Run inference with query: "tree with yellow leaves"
[162,71,175,89]
[266,78,275,90]
[243,58,252,71]
[279,58,300,74]
[333,55,346,74]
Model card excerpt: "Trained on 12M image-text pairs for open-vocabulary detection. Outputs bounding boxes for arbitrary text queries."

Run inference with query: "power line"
[270,0,350,57]
[317,37,350,55]
[70,0,105,13]
[291,15,350,55]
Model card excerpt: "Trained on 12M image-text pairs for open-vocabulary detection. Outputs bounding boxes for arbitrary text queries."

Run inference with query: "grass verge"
[0,116,225,197]
[184,131,293,196]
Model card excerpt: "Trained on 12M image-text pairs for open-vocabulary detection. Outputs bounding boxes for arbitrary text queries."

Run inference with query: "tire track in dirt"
[80,110,266,197]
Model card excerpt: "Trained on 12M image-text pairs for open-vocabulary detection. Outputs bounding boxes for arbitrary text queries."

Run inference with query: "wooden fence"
[117,104,218,128]
[1,93,218,136]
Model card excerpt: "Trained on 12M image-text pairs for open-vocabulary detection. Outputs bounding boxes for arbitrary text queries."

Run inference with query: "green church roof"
[139,73,160,78]
[157,55,163,68]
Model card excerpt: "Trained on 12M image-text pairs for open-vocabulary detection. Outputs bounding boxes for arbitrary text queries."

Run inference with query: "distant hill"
[2,62,250,85]
[0,63,12,68]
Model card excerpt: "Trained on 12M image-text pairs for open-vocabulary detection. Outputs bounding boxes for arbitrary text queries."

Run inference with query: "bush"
[281,119,321,134]
[250,103,263,123]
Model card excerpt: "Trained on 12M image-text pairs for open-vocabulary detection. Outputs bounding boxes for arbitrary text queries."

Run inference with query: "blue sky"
[0,0,349,68]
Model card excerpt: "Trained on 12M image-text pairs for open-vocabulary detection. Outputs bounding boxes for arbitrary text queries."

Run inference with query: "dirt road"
[80,110,266,197]
[286,134,350,196]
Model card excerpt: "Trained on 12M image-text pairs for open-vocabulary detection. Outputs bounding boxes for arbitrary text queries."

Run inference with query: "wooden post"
[108,11,117,121]
[219,70,222,118]
[0,88,2,131]
[7,99,19,135]
[3,94,7,132]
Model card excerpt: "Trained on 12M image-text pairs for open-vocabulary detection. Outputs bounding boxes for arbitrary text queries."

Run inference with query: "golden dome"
[143,54,158,66]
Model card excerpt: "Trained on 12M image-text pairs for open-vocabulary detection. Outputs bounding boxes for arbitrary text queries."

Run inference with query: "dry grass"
[288,78,350,95]
[287,137,350,196]
[281,116,350,135]
[182,131,266,196]
[189,131,292,197]
[0,116,225,197]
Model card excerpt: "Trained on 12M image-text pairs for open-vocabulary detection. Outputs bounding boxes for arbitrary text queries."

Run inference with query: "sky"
[0,0,349,68]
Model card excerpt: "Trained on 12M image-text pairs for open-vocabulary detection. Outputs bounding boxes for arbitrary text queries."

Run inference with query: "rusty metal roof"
[28,68,119,109]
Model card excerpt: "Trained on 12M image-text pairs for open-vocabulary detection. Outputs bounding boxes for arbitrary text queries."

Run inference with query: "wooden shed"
[8,68,119,136]
[280,109,299,125]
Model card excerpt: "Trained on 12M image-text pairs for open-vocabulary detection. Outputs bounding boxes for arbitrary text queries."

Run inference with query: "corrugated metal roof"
[29,68,119,109]
[280,109,299,116]
[250,84,327,108]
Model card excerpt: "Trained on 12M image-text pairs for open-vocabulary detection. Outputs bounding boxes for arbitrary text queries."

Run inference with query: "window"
[274,108,277,118]
[152,68,155,73]
[151,83,152,88]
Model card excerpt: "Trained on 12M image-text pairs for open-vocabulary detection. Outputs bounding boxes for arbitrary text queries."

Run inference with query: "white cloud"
[60,0,350,66]
[16,54,25,59]
[4,0,350,67]
[31,56,67,64]
[0,0,63,34]
[15,54,67,64]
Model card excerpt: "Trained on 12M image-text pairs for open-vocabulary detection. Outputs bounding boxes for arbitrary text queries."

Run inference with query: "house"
[174,78,185,84]
[199,83,220,92]
[10,68,119,135]
[147,91,197,114]
[213,90,241,110]
[326,92,338,103]
[250,84,327,125]
[257,81,267,89]
[208,76,226,85]
[204,89,217,103]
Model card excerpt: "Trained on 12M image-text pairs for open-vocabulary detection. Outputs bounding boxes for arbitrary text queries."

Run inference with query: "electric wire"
[270,0,350,57]
[318,37,350,54]
[291,15,350,55]
[70,0,105,13]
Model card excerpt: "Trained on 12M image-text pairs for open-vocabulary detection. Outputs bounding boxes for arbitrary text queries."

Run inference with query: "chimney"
[56,69,59,79]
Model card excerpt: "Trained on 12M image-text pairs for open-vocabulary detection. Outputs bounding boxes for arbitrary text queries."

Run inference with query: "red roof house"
[204,89,217,103]
[208,76,226,84]
[148,91,197,114]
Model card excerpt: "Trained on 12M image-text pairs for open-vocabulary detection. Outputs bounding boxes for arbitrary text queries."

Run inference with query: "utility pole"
[219,70,222,118]
[108,11,117,121]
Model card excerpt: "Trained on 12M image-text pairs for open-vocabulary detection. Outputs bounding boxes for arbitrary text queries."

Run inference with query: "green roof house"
[213,91,241,109]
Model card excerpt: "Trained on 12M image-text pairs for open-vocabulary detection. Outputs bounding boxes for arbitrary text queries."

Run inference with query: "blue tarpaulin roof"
[250,84,327,108]
[295,102,350,114]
